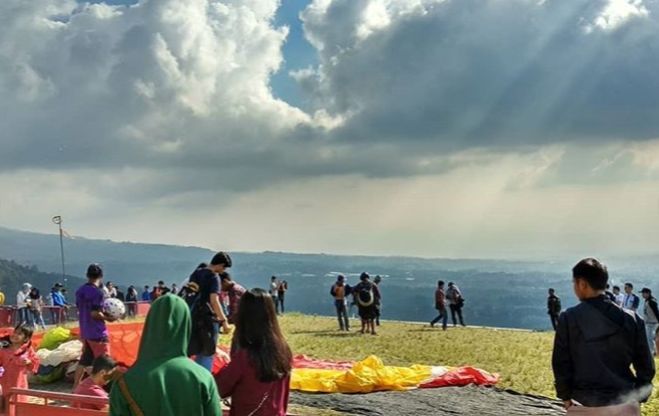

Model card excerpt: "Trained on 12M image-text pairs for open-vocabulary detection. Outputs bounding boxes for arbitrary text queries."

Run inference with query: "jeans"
[194,322,219,371]
[278,294,285,314]
[272,296,279,314]
[335,301,349,330]
[645,323,658,355]
[431,306,448,329]
[450,304,465,326]
[17,308,32,326]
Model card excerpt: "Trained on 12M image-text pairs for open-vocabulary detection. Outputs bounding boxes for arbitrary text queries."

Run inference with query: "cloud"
[299,0,659,149]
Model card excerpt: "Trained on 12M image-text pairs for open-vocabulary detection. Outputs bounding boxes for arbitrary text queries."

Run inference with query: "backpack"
[356,283,374,307]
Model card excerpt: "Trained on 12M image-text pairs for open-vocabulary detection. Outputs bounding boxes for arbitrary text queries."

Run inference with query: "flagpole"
[52,216,66,285]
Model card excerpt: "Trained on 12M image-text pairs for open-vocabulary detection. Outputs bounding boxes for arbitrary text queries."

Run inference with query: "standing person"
[0,324,39,411]
[277,280,288,314]
[547,288,562,331]
[158,281,171,296]
[171,284,178,295]
[219,272,246,325]
[613,285,624,306]
[74,264,115,388]
[15,283,32,326]
[430,280,448,330]
[446,282,466,327]
[50,283,68,325]
[270,276,280,314]
[641,288,659,356]
[141,285,151,302]
[125,286,138,317]
[106,282,118,299]
[330,275,352,331]
[28,287,47,331]
[373,275,382,326]
[353,273,380,335]
[109,295,221,416]
[116,288,125,303]
[187,252,232,372]
[216,288,292,416]
[623,283,640,312]
[553,258,655,415]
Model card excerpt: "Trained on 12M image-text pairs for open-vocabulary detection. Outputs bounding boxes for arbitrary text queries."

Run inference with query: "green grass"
[270,313,659,415]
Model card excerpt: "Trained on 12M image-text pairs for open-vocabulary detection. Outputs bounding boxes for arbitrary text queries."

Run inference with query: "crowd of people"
[1,254,658,415]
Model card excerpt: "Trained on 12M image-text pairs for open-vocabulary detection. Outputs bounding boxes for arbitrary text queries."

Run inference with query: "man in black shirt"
[187,252,232,372]
[552,258,654,415]
[547,288,561,330]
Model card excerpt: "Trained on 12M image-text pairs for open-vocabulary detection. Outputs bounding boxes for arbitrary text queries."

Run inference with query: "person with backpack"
[446,282,466,327]
[330,275,352,331]
[641,288,659,356]
[430,280,448,330]
[552,258,655,414]
[277,280,288,314]
[547,288,562,331]
[183,252,232,372]
[353,273,380,335]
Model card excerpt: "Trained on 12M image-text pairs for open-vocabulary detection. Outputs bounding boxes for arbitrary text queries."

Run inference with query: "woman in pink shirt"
[216,288,292,416]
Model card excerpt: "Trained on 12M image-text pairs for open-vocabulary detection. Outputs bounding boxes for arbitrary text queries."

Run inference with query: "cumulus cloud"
[299,0,659,148]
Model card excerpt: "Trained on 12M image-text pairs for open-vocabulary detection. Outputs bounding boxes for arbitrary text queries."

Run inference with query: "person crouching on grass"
[0,324,39,412]
[216,288,292,416]
[552,258,655,415]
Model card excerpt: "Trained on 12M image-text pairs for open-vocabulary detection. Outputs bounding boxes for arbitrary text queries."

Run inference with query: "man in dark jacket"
[330,275,352,331]
[552,258,655,415]
[430,280,447,330]
[547,288,562,330]
[640,288,659,356]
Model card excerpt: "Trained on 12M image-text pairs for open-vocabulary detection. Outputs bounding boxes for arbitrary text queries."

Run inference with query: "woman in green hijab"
[109,295,221,416]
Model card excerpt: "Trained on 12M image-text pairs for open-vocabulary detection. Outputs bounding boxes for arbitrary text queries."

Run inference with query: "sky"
[1,0,659,260]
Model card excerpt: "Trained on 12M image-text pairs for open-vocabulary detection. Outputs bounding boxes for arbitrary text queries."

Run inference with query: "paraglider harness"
[356,282,375,307]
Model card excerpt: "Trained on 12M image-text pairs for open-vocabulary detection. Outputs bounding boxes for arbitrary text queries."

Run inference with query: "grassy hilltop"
[272,314,659,415]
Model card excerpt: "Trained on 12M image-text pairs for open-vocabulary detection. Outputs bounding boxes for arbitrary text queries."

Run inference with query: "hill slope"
[0,258,84,300]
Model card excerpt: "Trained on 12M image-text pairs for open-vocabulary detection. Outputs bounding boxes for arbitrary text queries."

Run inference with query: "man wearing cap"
[641,288,659,356]
[16,283,32,325]
[50,283,68,325]
[74,264,116,388]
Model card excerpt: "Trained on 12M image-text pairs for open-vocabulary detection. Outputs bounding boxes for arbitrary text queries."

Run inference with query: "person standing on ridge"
[141,286,151,302]
[270,276,280,314]
[331,275,352,331]
[430,280,448,330]
[552,258,654,414]
[16,284,32,326]
[623,283,640,312]
[187,252,232,372]
[446,282,466,327]
[547,288,562,331]
[277,280,288,314]
[354,273,380,335]
[641,288,659,356]
[612,285,624,307]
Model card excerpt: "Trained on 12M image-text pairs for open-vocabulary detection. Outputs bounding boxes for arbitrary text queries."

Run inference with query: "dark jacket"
[547,295,561,315]
[552,295,655,407]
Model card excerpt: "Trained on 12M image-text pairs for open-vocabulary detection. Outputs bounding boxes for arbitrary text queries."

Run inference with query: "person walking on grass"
[446,282,466,327]
[430,280,448,330]
[354,273,380,335]
[547,288,562,331]
[330,275,352,331]
[623,283,640,312]
[552,258,655,415]
[640,288,659,356]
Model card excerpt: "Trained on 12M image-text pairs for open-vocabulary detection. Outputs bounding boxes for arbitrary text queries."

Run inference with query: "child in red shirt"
[217,288,292,416]
[74,355,116,411]
[0,324,39,411]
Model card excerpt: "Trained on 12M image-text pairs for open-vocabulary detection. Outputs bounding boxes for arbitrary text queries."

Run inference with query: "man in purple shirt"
[74,264,116,388]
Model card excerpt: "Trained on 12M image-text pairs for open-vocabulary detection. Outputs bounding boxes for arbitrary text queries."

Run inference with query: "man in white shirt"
[16,283,32,325]
[612,285,624,307]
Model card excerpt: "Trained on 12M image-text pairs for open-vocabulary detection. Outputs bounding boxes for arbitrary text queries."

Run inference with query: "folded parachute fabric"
[290,355,498,394]
[36,340,83,367]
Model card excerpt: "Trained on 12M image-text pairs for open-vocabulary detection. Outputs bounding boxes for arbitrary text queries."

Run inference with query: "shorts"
[80,338,110,366]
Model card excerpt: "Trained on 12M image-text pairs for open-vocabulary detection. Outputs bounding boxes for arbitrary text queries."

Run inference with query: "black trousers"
[450,304,465,326]
[549,313,560,330]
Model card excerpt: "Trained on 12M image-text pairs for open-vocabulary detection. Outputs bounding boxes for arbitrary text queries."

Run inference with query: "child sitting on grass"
[0,324,39,411]
[74,355,117,411]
